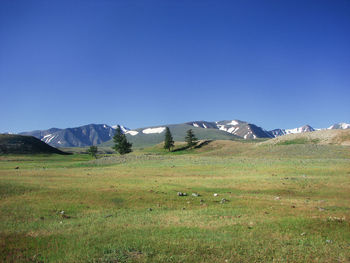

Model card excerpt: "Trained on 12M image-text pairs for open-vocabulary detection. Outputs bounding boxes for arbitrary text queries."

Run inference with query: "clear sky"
[1,0,349,133]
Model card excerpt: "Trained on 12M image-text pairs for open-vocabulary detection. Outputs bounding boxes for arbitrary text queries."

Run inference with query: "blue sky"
[1,0,349,133]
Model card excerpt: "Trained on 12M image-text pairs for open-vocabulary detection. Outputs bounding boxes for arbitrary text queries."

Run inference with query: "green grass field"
[1,141,350,262]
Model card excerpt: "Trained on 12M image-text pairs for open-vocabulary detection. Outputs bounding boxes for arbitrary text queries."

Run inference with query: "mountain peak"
[269,125,315,137]
[186,120,271,139]
[328,123,350,130]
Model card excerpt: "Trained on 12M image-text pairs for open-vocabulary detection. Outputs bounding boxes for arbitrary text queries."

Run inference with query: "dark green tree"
[113,125,132,155]
[87,145,98,159]
[185,129,198,149]
[164,127,174,151]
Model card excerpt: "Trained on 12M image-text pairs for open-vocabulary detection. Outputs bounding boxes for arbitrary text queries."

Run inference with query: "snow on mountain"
[142,127,166,134]
[328,123,350,130]
[17,120,350,147]
[112,125,130,132]
[216,120,272,139]
[186,120,272,139]
[267,123,350,138]
[285,125,315,134]
[120,126,130,133]
[42,134,56,144]
[269,125,315,137]
[125,130,139,136]
[20,124,115,147]
[227,120,239,126]
[187,121,218,129]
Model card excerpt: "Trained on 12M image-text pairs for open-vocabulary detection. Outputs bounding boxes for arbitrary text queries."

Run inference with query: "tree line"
[87,125,198,158]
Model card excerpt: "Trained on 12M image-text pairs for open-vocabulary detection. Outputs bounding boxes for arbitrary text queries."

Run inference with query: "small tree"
[185,129,198,149]
[113,125,132,155]
[164,127,174,151]
[87,145,98,159]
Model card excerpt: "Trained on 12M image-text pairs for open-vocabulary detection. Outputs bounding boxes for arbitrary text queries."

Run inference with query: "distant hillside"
[0,134,70,155]
[102,120,271,148]
[269,125,315,137]
[187,120,272,139]
[101,123,240,148]
[268,123,350,138]
[259,129,350,146]
[20,124,116,147]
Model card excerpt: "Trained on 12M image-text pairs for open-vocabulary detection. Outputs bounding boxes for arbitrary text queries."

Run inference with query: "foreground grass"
[0,143,350,262]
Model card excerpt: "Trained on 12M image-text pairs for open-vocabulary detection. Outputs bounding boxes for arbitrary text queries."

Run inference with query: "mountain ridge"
[17,121,350,148]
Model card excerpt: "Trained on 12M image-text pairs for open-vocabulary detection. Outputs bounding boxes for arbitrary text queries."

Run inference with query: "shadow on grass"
[172,140,213,152]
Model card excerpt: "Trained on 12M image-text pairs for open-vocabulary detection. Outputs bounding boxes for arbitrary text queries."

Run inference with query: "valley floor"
[0,143,350,262]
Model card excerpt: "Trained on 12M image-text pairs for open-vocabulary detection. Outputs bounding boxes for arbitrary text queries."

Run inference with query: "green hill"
[0,134,70,155]
[101,123,239,148]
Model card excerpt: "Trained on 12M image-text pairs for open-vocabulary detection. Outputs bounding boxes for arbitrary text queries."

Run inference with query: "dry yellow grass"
[260,129,350,146]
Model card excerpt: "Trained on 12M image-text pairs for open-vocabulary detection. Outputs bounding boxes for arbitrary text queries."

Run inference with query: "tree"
[164,127,174,151]
[185,129,198,149]
[113,125,132,155]
[87,145,98,159]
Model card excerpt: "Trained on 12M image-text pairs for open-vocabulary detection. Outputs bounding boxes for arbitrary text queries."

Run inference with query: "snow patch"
[142,127,166,134]
[328,123,350,129]
[227,120,239,126]
[120,126,129,133]
[193,123,199,128]
[47,135,56,143]
[227,127,237,133]
[218,124,240,134]
[112,125,130,133]
[340,123,350,129]
[285,125,314,134]
[217,125,227,132]
[285,128,301,134]
[41,134,56,144]
[126,130,139,136]
[42,134,56,143]
[203,123,207,129]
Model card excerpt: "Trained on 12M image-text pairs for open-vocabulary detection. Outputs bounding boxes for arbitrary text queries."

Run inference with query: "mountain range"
[19,124,115,147]
[16,121,350,148]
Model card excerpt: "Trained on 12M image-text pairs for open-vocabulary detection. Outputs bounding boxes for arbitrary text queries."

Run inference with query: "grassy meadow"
[1,141,350,262]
